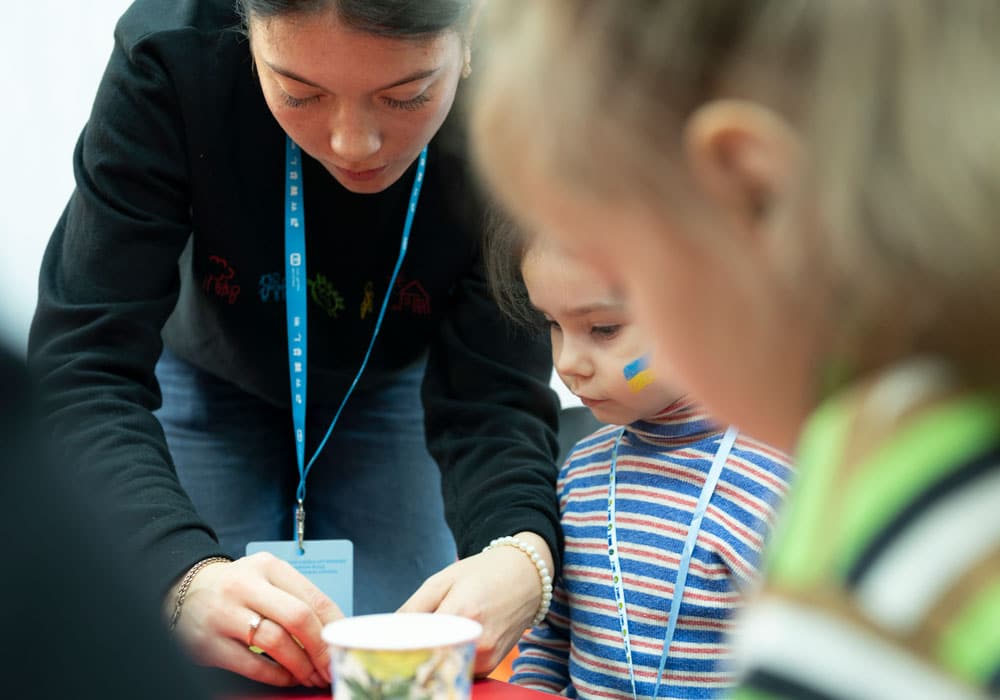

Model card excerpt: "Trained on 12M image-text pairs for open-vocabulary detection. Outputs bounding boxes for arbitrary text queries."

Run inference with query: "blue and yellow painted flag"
[623,355,654,393]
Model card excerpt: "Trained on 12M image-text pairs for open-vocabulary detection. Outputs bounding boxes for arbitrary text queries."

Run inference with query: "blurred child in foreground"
[473,1,1000,697]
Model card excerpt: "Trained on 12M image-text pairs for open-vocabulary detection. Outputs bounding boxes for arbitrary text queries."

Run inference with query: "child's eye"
[282,92,321,109]
[382,93,432,111]
[591,324,621,339]
[547,319,562,333]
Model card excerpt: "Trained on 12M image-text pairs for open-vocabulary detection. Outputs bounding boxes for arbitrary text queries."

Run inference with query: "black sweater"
[28,0,560,595]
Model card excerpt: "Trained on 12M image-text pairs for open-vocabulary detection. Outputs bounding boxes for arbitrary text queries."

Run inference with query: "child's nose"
[555,340,593,379]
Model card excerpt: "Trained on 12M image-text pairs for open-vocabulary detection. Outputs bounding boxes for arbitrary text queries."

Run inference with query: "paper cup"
[322,613,482,700]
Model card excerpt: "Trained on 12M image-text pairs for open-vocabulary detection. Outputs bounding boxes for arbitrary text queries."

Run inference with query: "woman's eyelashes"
[281,92,321,109]
[381,93,432,111]
[279,90,431,111]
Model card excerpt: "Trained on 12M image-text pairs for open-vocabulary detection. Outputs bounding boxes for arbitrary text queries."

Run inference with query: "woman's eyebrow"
[377,67,439,91]
[264,62,327,89]
[264,61,439,92]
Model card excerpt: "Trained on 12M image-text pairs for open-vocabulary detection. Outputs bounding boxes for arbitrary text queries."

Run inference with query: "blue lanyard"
[284,137,427,551]
[607,424,739,699]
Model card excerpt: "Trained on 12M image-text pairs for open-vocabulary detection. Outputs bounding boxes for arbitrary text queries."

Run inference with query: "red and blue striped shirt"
[512,399,793,698]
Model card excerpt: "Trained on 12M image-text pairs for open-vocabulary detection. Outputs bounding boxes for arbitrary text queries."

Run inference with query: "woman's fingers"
[249,558,343,683]
[174,554,339,687]
[400,547,541,675]
[207,636,298,687]
[398,567,454,614]
[243,614,321,687]
[259,552,344,627]
[178,595,307,686]
[256,553,342,683]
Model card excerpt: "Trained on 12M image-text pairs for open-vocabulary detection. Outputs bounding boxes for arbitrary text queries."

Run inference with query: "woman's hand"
[399,532,553,676]
[168,552,342,687]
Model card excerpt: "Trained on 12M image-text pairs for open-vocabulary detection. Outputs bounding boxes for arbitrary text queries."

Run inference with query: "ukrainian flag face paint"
[624,354,654,393]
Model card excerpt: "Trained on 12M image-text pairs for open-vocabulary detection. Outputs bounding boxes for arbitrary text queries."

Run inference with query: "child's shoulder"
[561,424,621,470]
[727,431,796,485]
[731,432,794,467]
[556,424,621,497]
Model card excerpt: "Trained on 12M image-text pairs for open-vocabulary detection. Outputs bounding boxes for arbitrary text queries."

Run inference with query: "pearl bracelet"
[482,536,553,627]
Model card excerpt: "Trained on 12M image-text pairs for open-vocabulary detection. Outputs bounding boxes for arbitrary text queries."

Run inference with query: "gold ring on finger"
[247,612,265,653]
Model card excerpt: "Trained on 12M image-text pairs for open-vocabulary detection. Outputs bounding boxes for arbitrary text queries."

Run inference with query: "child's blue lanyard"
[284,137,427,552]
[607,424,739,699]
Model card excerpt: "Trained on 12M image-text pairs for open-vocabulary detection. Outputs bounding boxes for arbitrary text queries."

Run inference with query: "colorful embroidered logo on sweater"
[623,354,654,392]
[256,272,399,321]
[257,272,285,302]
[360,281,375,319]
[202,255,241,304]
[390,277,432,315]
[307,274,346,318]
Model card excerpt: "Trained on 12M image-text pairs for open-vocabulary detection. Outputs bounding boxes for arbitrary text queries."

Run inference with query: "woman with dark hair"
[28,0,559,688]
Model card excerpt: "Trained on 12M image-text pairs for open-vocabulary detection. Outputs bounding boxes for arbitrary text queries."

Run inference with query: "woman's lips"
[333,164,387,182]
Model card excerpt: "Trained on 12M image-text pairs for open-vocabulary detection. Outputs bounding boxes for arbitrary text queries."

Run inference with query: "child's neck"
[629,396,720,446]
[640,395,699,422]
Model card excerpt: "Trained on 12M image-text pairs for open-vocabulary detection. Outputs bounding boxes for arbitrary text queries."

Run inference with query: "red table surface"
[226,678,550,700]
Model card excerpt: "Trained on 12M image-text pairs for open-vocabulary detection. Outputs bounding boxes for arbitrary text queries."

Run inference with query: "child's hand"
[399,532,553,676]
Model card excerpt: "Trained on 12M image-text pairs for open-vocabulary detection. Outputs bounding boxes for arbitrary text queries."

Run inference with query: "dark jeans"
[154,348,456,614]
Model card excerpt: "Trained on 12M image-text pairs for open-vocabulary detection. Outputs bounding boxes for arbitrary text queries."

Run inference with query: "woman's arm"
[420,255,562,564]
[405,252,562,672]
[28,28,216,590]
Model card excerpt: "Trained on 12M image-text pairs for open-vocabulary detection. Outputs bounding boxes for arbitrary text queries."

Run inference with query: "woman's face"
[250,10,464,193]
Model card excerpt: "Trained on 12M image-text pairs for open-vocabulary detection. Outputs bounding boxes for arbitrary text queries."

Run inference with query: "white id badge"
[246,539,354,616]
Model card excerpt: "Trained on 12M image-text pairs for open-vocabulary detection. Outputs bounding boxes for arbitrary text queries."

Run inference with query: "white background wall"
[0,0,581,406]
[0,1,133,351]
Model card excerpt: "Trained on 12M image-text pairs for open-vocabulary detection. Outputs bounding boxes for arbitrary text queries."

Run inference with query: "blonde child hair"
[473,0,1000,391]
[471,2,1000,696]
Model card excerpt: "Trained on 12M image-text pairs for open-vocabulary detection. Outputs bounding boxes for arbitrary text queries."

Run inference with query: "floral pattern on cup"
[332,643,475,700]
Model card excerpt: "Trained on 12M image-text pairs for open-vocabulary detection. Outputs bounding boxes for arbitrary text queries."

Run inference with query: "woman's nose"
[329,103,381,164]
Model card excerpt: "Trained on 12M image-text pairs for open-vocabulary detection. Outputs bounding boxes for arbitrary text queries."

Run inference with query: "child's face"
[514,184,816,451]
[521,243,681,426]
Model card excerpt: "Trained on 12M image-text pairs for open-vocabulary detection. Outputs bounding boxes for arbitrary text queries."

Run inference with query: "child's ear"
[682,99,802,242]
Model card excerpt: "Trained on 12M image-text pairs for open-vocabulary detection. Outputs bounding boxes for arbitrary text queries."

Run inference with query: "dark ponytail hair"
[236,0,473,38]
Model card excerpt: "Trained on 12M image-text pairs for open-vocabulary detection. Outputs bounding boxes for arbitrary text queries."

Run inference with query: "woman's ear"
[683,99,802,241]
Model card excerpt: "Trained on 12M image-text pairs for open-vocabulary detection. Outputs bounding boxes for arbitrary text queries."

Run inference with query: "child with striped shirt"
[486,233,793,698]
